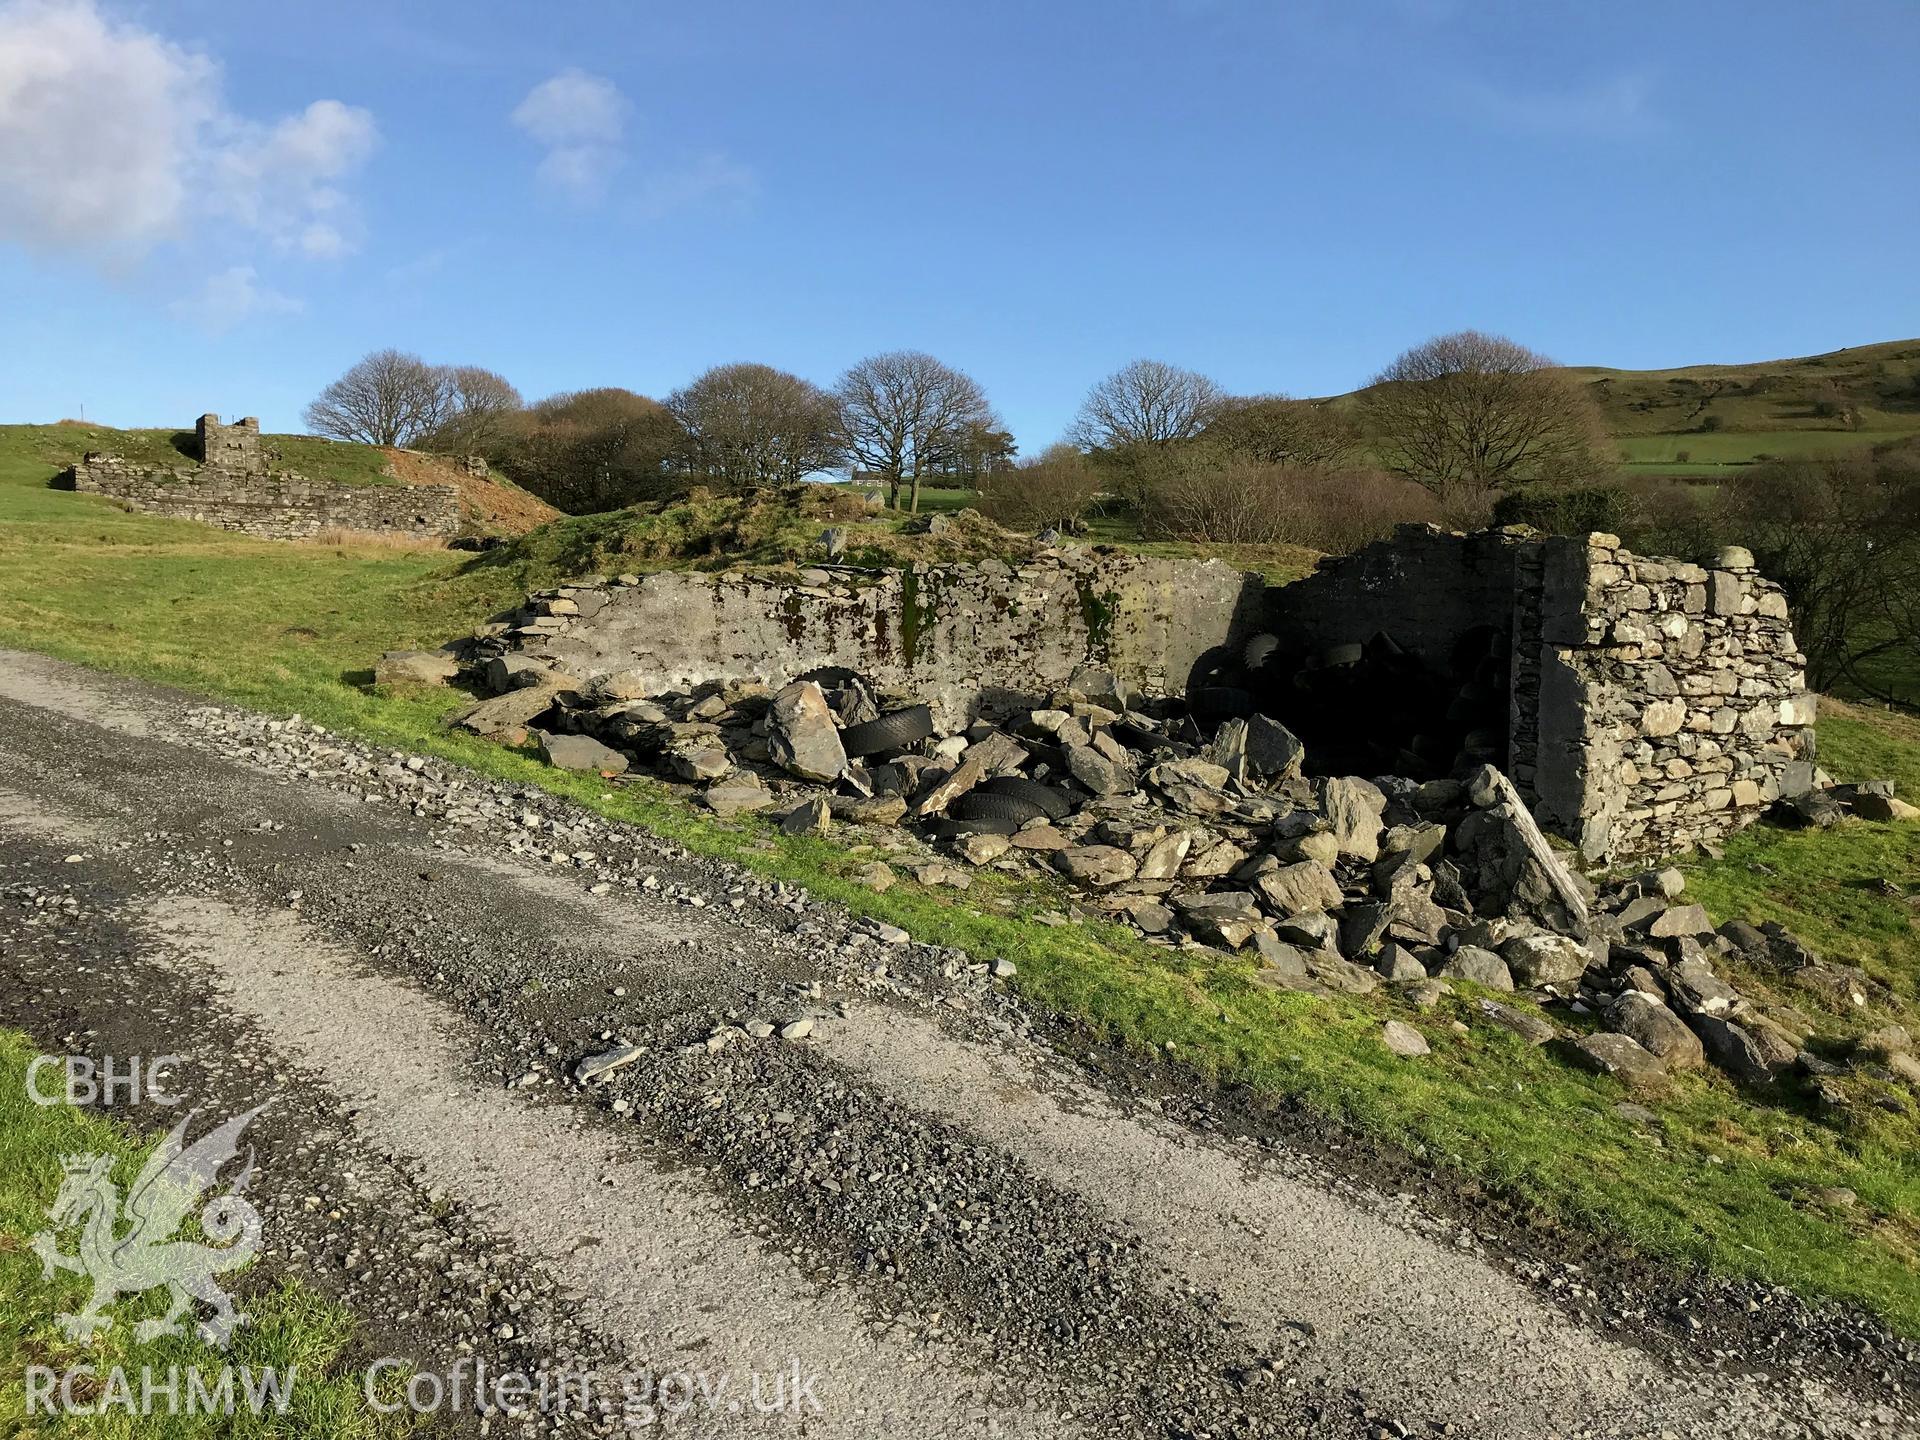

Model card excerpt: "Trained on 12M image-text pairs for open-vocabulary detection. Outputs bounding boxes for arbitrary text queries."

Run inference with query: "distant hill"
[1569,338,1920,432]
[1572,339,1920,475]
[1332,339,1920,478]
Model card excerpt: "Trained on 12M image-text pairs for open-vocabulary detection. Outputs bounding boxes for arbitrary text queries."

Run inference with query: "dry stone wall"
[70,459,463,540]
[1533,534,1813,860]
[65,412,461,541]
[470,552,1267,728]
[1267,525,1814,861]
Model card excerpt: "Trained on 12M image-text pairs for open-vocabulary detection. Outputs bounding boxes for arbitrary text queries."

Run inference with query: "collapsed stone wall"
[470,552,1266,728]
[461,525,1811,862]
[1267,525,1814,860]
[65,412,462,541]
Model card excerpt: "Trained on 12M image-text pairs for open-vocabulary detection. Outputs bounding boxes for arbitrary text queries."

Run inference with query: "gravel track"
[0,647,1910,1439]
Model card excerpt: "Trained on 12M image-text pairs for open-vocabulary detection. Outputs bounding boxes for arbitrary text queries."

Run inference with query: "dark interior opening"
[1189,625,1511,781]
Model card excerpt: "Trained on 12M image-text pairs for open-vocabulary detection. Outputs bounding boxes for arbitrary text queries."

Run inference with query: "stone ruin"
[382,526,1910,1099]
[65,412,463,541]
[1262,526,1816,860]
[196,411,264,472]
[436,525,1817,863]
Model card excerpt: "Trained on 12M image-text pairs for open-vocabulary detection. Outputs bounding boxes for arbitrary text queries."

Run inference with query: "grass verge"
[2,428,1918,1336]
[0,1031,413,1437]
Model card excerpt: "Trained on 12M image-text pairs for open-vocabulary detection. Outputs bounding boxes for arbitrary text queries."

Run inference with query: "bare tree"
[1720,448,1920,699]
[430,366,524,452]
[667,363,843,489]
[836,351,996,511]
[1140,454,1299,546]
[1140,452,1441,552]
[1358,331,1609,507]
[303,350,452,447]
[1069,360,1226,452]
[1204,394,1360,469]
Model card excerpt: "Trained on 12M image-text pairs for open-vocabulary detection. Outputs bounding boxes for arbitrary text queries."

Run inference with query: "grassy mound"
[458,484,1040,594]
[3,423,556,538]
[23,423,400,488]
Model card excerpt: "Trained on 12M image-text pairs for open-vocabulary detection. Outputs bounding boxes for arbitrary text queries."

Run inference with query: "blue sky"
[2,0,1917,452]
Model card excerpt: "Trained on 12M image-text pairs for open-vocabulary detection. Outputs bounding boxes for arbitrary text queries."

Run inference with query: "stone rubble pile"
[416,645,1918,1100]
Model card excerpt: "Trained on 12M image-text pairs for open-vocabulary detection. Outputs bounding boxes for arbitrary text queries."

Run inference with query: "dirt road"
[0,649,1906,1437]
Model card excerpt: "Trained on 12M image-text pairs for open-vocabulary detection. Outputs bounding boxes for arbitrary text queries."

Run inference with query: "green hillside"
[1574,339,1920,475]
[1328,339,1920,477]
[1571,338,1920,434]
[12,422,400,487]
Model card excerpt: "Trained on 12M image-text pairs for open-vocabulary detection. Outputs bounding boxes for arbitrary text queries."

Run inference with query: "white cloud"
[168,265,303,334]
[512,68,628,203]
[509,68,756,218]
[0,0,215,259]
[209,98,379,256]
[534,142,621,201]
[512,68,626,147]
[0,0,377,271]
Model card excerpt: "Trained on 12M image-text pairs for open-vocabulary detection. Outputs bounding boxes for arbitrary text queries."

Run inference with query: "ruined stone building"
[462,524,1814,863]
[1265,527,1813,859]
[66,413,462,541]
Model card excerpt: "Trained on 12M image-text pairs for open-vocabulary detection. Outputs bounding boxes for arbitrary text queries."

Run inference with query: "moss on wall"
[899,567,942,667]
[1077,580,1117,657]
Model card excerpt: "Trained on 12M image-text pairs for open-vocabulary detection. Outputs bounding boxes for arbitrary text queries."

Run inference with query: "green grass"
[1616,429,1910,472]
[3,423,1920,1335]
[851,488,1321,583]
[902,486,979,514]
[0,1031,415,1437]
[1683,702,1920,995]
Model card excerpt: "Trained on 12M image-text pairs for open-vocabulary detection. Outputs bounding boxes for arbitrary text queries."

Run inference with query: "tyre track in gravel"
[138,889,1072,1440]
[0,647,1909,1439]
[0,654,1343,1438]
